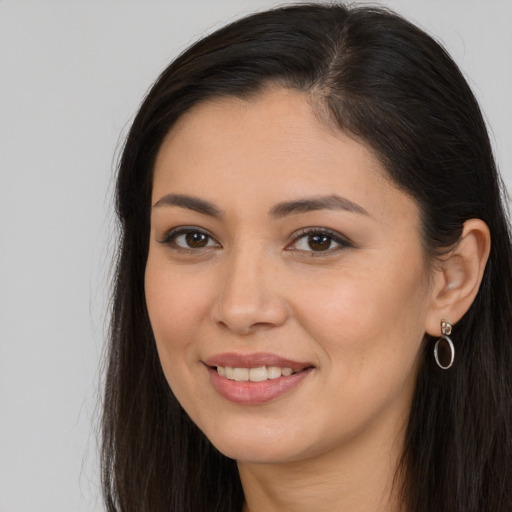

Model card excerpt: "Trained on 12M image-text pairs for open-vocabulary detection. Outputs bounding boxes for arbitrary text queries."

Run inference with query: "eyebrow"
[152,193,369,219]
[269,194,369,219]
[152,194,222,217]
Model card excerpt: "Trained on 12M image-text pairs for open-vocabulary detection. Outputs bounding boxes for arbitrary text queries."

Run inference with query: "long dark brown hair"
[102,3,512,511]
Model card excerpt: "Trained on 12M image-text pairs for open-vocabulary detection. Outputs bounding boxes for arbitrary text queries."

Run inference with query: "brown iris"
[185,232,209,248]
[308,234,331,251]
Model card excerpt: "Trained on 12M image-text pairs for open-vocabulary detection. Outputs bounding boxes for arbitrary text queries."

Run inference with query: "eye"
[159,227,220,250]
[287,228,352,254]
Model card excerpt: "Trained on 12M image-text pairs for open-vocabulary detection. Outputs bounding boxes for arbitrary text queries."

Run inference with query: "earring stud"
[434,319,455,369]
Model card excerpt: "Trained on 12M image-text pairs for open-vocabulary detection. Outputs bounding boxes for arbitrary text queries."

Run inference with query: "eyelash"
[158,226,353,255]
[159,226,220,253]
[286,227,354,256]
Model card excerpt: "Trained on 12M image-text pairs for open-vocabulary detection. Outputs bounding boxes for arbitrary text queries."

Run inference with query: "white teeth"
[249,366,267,382]
[267,366,282,379]
[233,367,249,381]
[216,365,297,381]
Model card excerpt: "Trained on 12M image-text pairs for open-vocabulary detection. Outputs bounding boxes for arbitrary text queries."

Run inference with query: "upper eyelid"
[289,227,353,245]
[285,229,354,257]
[158,226,220,245]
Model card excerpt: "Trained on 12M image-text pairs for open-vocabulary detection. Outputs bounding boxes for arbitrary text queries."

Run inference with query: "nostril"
[213,318,279,335]
[210,273,289,334]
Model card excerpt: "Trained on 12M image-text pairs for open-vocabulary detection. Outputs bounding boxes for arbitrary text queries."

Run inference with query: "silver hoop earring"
[434,319,454,370]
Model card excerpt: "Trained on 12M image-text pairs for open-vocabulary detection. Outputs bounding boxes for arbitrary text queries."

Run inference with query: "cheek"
[294,255,429,374]
[144,258,215,418]
[144,257,210,366]
[293,261,428,436]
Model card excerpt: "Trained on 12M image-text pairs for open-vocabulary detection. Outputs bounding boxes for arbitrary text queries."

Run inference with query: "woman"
[102,3,512,511]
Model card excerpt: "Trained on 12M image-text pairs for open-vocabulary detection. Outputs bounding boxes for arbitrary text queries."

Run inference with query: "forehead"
[152,88,414,222]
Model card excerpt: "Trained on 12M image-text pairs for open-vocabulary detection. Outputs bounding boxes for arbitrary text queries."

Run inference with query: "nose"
[211,248,289,335]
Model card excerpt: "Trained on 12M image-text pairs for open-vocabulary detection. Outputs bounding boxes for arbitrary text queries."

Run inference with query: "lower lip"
[207,366,313,405]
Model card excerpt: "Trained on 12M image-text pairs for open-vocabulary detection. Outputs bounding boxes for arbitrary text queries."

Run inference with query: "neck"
[238,412,407,512]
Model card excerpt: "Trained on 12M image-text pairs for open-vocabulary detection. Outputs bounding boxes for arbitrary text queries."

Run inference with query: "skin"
[145,88,490,512]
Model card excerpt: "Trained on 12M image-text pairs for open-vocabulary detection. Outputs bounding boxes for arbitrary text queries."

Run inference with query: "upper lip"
[204,352,314,371]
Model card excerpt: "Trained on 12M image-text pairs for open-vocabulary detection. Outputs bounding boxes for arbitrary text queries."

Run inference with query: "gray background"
[1,1,510,510]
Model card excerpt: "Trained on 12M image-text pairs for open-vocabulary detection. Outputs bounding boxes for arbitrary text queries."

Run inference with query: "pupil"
[308,234,331,251]
[185,232,208,248]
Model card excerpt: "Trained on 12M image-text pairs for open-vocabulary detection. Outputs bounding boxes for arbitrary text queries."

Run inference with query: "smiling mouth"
[206,361,314,405]
[204,353,314,404]
[215,365,306,382]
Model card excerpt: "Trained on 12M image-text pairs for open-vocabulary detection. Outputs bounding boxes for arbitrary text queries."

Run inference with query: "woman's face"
[145,88,436,465]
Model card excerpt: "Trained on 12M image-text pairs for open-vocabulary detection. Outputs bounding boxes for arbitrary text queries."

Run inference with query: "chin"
[199,419,316,465]
[214,440,297,465]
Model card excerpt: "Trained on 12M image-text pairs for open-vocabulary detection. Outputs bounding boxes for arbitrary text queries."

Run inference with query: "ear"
[425,219,491,336]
